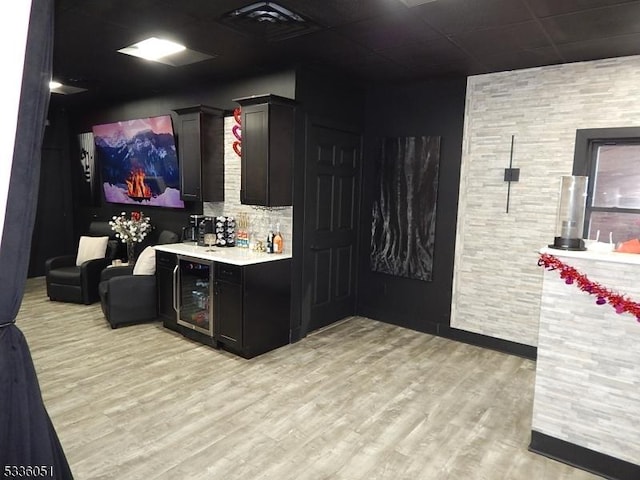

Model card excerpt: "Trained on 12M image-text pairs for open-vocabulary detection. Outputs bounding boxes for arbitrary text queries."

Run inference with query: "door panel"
[316,175,333,232]
[335,245,353,300]
[337,175,355,230]
[313,248,332,306]
[303,122,361,333]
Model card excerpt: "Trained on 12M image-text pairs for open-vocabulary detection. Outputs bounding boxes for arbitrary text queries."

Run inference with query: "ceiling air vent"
[220,1,321,42]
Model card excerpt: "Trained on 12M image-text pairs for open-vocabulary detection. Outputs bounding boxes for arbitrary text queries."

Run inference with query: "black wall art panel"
[370,136,441,281]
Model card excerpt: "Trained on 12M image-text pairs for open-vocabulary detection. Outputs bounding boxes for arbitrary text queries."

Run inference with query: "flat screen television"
[92,114,185,209]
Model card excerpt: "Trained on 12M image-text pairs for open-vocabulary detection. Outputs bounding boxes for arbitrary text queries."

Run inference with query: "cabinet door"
[237,94,295,207]
[176,112,202,201]
[240,104,269,206]
[156,252,178,331]
[216,280,243,348]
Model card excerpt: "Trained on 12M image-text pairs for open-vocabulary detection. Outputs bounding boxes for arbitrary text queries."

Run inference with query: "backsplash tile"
[203,116,293,254]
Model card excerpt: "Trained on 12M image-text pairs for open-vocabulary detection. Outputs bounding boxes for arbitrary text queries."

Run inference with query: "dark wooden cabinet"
[215,263,243,349]
[214,259,291,358]
[234,94,295,206]
[156,250,178,331]
[173,105,224,202]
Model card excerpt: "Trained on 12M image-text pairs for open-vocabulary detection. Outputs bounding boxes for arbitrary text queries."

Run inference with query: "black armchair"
[45,221,119,304]
[98,229,179,328]
[98,265,157,328]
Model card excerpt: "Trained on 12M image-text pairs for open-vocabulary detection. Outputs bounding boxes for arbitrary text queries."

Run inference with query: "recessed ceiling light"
[117,37,216,66]
[118,37,186,61]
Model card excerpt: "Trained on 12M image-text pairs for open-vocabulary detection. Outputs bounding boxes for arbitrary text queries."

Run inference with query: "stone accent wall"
[452,55,640,346]
[204,116,293,254]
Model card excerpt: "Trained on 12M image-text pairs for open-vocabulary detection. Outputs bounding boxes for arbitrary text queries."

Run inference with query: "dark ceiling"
[54,0,640,104]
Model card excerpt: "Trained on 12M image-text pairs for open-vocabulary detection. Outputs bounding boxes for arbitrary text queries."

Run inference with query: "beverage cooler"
[176,255,214,336]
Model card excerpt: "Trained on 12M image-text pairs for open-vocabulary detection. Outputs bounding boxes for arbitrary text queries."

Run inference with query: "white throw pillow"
[75,236,109,266]
[133,246,156,275]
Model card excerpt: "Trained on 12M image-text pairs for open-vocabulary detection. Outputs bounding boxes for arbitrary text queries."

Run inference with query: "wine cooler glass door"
[177,257,213,336]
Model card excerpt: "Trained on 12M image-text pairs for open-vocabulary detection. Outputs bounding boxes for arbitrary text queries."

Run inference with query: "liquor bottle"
[273,224,283,254]
[266,225,274,254]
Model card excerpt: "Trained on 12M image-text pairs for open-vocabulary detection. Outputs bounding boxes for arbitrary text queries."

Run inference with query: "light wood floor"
[17,277,600,480]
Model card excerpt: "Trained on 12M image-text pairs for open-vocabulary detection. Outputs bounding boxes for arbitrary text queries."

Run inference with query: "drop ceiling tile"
[280,0,399,27]
[529,0,640,18]
[334,12,440,51]
[540,2,640,44]
[412,0,532,34]
[479,46,564,73]
[74,0,196,31]
[557,32,640,62]
[452,21,551,57]
[378,37,470,68]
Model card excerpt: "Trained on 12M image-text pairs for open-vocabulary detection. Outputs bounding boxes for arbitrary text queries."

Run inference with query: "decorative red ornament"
[232,124,242,141]
[232,107,241,158]
[538,253,640,323]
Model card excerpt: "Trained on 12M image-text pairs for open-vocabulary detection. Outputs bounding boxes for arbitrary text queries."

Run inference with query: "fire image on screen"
[92,115,184,208]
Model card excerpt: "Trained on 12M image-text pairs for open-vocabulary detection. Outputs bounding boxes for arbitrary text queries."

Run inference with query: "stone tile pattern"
[204,116,293,254]
[451,55,640,346]
[532,254,640,464]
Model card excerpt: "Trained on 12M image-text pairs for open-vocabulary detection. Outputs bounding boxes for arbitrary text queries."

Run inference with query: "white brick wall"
[452,55,640,346]
[203,116,293,254]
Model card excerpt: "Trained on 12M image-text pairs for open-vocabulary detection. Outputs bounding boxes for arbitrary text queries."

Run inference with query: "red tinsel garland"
[538,253,640,322]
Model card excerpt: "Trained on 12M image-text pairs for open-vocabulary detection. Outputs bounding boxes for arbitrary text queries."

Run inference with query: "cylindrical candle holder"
[549,175,588,251]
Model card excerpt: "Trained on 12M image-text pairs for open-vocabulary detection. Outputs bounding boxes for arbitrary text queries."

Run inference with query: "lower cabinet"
[156,249,291,358]
[214,259,291,359]
[156,250,178,332]
[215,263,243,349]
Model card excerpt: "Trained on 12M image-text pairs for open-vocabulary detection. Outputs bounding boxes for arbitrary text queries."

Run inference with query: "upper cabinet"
[173,105,224,202]
[234,94,296,206]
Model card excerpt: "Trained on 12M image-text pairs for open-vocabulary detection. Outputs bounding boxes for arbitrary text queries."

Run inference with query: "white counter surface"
[154,243,292,266]
[540,246,640,265]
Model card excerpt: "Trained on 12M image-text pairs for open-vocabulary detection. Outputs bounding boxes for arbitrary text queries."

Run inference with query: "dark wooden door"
[302,122,362,333]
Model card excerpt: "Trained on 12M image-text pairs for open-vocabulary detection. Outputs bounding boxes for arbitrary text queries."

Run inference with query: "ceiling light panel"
[118,37,186,61]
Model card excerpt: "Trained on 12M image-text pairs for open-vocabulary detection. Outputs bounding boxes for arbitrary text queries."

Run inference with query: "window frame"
[572,127,640,239]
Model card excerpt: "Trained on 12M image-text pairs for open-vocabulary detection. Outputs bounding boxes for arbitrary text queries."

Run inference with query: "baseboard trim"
[529,430,640,480]
[356,307,537,360]
[438,325,537,360]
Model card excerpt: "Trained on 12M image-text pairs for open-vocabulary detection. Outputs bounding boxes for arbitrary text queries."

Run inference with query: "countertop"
[154,243,292,266]
[539,246,640,265]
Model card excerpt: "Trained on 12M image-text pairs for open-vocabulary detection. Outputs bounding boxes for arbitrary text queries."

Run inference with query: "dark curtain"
[0,1,73,478]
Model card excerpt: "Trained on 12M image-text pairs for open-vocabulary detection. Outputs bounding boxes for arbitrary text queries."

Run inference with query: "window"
[573,127,640,244]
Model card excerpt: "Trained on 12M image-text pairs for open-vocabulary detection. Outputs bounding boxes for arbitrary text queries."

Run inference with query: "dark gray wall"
[357,78,467,334]
[30,69,297,272]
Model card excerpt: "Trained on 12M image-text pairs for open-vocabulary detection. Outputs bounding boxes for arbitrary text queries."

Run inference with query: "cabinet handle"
[172,265,179,312]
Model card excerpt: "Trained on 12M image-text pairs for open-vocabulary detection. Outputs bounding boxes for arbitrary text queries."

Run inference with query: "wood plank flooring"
[17,277,600,480]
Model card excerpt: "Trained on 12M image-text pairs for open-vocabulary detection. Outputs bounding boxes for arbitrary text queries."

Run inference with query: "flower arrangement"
[109,211,152,264]
[109,211,152,244]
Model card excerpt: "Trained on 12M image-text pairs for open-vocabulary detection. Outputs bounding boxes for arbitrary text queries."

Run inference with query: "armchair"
[98,264,157,328]
[45,221,119,304]
[98,229,179,328]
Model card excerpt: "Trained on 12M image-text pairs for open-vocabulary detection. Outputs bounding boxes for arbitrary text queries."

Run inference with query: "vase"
[126,241,136,265]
